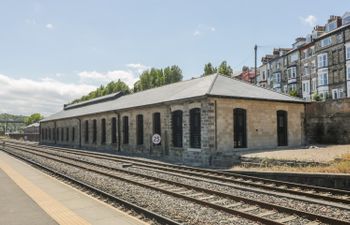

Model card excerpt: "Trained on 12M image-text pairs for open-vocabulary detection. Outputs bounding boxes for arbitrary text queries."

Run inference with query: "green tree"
[218,60,233,77]
[202,63,217,76]
[164,65,183,84]
[25,113,44,125]
[289,90,298,97]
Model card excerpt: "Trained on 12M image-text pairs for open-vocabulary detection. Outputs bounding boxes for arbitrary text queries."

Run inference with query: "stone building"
[40,74,305,166]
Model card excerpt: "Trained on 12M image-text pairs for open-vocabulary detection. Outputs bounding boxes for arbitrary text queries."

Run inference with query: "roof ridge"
[206,73,219,95]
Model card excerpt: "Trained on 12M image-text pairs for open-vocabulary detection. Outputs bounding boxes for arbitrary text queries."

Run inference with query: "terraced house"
[40,74,305,167]
[257,12,350,101]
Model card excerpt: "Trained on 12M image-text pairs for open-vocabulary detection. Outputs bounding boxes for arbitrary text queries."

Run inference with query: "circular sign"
[152,134,161,144]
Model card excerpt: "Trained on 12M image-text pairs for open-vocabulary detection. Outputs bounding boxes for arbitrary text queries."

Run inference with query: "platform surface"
[0,151,147,225]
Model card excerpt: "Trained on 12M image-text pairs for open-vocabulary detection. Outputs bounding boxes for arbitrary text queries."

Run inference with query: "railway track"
[2,141,350,225]
[4,140,350,206]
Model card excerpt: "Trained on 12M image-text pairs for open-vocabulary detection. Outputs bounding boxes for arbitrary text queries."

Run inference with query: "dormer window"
[320,37,332,48]
[343,12,350,25]
[325,21,337,32]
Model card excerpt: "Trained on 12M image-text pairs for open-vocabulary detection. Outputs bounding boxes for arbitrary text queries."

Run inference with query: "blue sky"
[0,0,349,115]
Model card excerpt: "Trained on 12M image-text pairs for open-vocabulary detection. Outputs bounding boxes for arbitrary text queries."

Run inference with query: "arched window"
[172,110,183,147]
[123,116,129,144]
[84,121,89,143]
[136,115,143,145]
[277,110,288,146]
[111,117,117,144]
[190,108,201,148]
[233,108,247,148]
[101,118,106,144]
[92,119,97,143]
[66,127,69,142]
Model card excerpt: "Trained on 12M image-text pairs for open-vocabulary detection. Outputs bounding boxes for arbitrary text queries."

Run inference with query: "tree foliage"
[134,65,183,92]
[71,79,131,104]
[25,113,44,125]
[202,61,233,77]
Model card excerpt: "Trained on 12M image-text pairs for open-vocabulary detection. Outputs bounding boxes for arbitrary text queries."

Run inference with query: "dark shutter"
[277,110,288,146]
[93,119,97,143]
[190,108,201,148]
[172,110,183,147]
[112,117,117,144]
[123,116,129,144]
[61,128,64,141]
[234,108,247,148]
[136,115,144,145]
[101,118,106,144]
[66,127,69,141]
[153,113,161,145]
[72,127,75,142]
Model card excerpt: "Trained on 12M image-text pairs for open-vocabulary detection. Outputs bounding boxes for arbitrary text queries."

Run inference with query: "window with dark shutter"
[172,110,183,147]
[123,116,129,144]
[190,108,201,148]
[57,128,60,141]
[233,108,247,148]
[48,128,51,140]
[85,121,89,143]
[66,127,69,142]
[101,118,106,144]
[111,117,117,144]
[53,128,56,141]
[93,119,97,143]
[61,128,64,141]
[153,112,161,145]
[136,115,143,145]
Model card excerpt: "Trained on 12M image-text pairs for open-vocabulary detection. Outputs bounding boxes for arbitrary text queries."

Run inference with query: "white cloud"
[193,24,216,37]
[0,74,95,116]
[78,70,138,87]
[300,15,317,27]
[126,63,150,74]
[46,23,54,29]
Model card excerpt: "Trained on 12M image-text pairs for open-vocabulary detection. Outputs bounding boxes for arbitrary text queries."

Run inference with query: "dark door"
[277,110,288,146]
[234,108,247,148]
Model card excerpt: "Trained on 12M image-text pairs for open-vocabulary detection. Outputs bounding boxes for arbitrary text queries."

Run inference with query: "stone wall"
[305,99,350,144]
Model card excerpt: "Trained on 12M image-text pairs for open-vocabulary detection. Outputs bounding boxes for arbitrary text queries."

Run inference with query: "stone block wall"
[212,97,305,152]
[305,99,350,144]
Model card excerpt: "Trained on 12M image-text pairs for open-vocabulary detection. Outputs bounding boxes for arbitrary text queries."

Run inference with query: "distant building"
[257,12,350,101]
[234,67,256,83]
[23,123,40,142]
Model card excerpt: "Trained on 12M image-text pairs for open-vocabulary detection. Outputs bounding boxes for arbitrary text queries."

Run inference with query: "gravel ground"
[11,147,350,222]
[9,148,259,225]
[240,145,350,163]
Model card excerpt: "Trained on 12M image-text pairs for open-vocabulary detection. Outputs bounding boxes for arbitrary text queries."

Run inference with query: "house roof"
[41,74,304,122]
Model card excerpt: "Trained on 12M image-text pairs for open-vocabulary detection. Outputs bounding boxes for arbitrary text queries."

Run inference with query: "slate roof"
[41,74,304,122]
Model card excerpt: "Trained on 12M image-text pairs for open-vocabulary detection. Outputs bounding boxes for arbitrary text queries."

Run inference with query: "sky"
[0,0,349,116]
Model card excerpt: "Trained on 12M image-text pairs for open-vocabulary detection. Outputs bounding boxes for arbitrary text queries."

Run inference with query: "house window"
[303,64,309,76]
[190,108,201,148]
[318,71,329,86]
[274,73,281,83]
[233,108,247,148]
[136,115,143,145]
[172,110,183,148]
[72,127,75,142]
[302,80,310,94]
[325,22,337,32]
[318,53,328,68]
[122,116,129,144]
[92,119,97,143]
[111,117,117,144]
[312,78,317,91]
[288,67,297,79]
[290,52,298,62]
[262,71,266,80]
[347,66,350,80]
[320,37,332,47]
[101,118,106,144]
[332,89,339,99]
[289,83,297,92]
[346,46,350,60]
[66,127,69,142]
[84,121,89,143]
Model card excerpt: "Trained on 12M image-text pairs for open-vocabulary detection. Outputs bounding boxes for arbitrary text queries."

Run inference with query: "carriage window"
[190,108,201,148]
[136,115,144,145]
[233,108,247,148]
[123,116,129,144]
[101,118,106,144]
[172,110,183,147]
[111,117,117,144]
